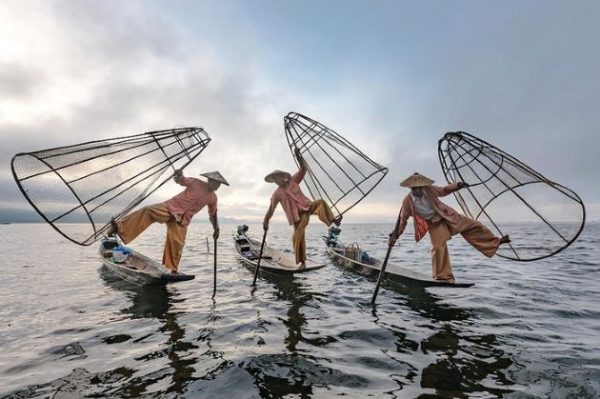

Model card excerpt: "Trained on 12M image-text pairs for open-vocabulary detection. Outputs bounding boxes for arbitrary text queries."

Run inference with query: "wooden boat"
[323,236,474,288]
[99,237,195,285]
[233,227,326,274]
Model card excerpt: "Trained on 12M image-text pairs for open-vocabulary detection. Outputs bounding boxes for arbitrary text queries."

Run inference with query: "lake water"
[1,222,599,398]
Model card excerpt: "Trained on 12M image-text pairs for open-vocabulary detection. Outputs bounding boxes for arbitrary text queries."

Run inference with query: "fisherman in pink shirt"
[263,148,343,269]
[388,172,510,283]
[108,170,228,273]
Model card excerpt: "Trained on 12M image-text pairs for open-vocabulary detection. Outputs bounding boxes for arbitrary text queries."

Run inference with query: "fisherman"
[388,172,510,283]
[263,148,343,269]
[108,170,228,273]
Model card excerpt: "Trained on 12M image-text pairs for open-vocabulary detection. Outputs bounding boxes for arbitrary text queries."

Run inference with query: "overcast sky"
[1,0,599,224]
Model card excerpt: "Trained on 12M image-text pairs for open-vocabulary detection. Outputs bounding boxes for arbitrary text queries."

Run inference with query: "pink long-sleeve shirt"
[270,168,312,225]
[165,177,217,227]
[393,183,461,242]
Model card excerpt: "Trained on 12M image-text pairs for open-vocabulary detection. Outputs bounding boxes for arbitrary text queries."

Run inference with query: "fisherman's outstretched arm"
[389,206,409,246]
[434,182,468,197]
[210,212,219,239]
[389,195,413,245]
[174,169,192,187]
[263,197,279,231]
[293,147,308,182]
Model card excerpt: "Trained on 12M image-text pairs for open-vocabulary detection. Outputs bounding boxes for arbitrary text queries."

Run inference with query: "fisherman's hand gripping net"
[12,128,211,246]
[438,131,585,261]
[284,112,388,217]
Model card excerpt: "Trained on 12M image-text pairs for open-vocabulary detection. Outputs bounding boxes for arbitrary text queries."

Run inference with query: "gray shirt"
[410,192,436,220]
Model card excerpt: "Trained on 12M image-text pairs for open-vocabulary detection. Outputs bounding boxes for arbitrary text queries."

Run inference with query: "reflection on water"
[271,274,321,352]
[244,274,363,399]
[88,271,197,396]
[419,324,514,397]
[369,283,516,397]
[376,282,474,322]
[1,222,599,398]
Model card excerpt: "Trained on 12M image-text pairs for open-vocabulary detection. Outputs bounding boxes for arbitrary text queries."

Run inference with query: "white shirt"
[410,192,436,220]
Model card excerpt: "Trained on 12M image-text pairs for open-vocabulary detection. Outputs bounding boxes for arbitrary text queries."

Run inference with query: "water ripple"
[1,222,599,398]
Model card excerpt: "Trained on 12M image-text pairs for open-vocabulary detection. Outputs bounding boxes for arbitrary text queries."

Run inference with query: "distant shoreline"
[0,209,595,225]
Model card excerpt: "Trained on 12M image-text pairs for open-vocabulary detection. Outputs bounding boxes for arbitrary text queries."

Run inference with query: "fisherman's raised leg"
[309,199,340,226]
[450,215,501,258]
[117,203,172,244]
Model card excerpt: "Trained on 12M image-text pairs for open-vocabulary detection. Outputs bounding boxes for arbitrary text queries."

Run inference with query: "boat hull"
[233,233,326,274]
[99,237,195,285]
[325,240,474,288]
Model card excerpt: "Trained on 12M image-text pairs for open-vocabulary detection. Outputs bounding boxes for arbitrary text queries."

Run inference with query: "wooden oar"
[251,230,268,287]
[371,243,394,304]
[212,237,217,298]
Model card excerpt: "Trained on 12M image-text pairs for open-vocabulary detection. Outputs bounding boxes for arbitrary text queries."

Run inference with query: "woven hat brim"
[200,172,230,186]
[400,174,434,187]
[265,171,291,183]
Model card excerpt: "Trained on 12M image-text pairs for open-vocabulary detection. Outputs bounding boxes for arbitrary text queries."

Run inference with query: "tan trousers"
[292,199,336,264]
[117,203,187,272]
[428,215,500,282]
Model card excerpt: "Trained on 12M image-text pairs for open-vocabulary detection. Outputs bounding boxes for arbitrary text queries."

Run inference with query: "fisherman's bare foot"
[499,235,511,245]
[297,262,306,270]
[434,277,455,284]
[332,215,343,227]
[171,270,179,274]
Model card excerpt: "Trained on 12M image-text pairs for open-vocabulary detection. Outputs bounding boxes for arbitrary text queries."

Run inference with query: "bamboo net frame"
[438,131,585,261]
[12,127,211,246]
[284,112,388,218]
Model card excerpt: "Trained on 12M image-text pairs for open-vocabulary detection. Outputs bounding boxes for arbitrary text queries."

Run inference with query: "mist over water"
[1,222,599,398]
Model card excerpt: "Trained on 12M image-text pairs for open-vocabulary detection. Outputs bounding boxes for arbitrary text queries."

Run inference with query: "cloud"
[0,0,315,224]
[1,0,598,227]
[0,62,43,98]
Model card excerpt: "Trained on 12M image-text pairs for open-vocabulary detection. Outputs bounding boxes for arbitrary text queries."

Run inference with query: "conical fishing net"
[438,131,585,261]
[12,128,211,246]
[284,112,388,217]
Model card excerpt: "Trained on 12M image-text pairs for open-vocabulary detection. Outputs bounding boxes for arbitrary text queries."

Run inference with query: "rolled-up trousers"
[116,203,187,272]
[428,215,500,282]
[292,199,336,264]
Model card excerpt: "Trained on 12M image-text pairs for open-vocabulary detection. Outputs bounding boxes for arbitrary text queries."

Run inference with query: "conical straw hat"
[200,171,229,186]
[400,172,434,188]
[265,170,291,183]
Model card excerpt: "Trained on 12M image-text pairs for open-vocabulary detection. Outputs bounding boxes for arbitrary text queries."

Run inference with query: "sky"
[1,0,599,224]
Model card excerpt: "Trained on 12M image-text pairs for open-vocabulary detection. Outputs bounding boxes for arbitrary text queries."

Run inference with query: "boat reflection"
[99,268,198,396]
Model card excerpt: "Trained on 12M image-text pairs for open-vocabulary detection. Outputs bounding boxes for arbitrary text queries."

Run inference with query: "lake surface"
[1,222,599,398]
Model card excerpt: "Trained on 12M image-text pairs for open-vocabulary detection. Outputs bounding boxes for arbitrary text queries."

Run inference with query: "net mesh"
[12,128,211,246]
[284,112,388,217]
[438,131,585,261]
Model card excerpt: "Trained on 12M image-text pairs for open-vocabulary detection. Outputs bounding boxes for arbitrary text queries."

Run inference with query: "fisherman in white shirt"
[389,172,510,282]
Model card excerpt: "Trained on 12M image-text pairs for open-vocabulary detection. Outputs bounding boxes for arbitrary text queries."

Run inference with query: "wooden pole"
[212,237,217,298]
[251,230,268,287]
[371,243,394,304]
